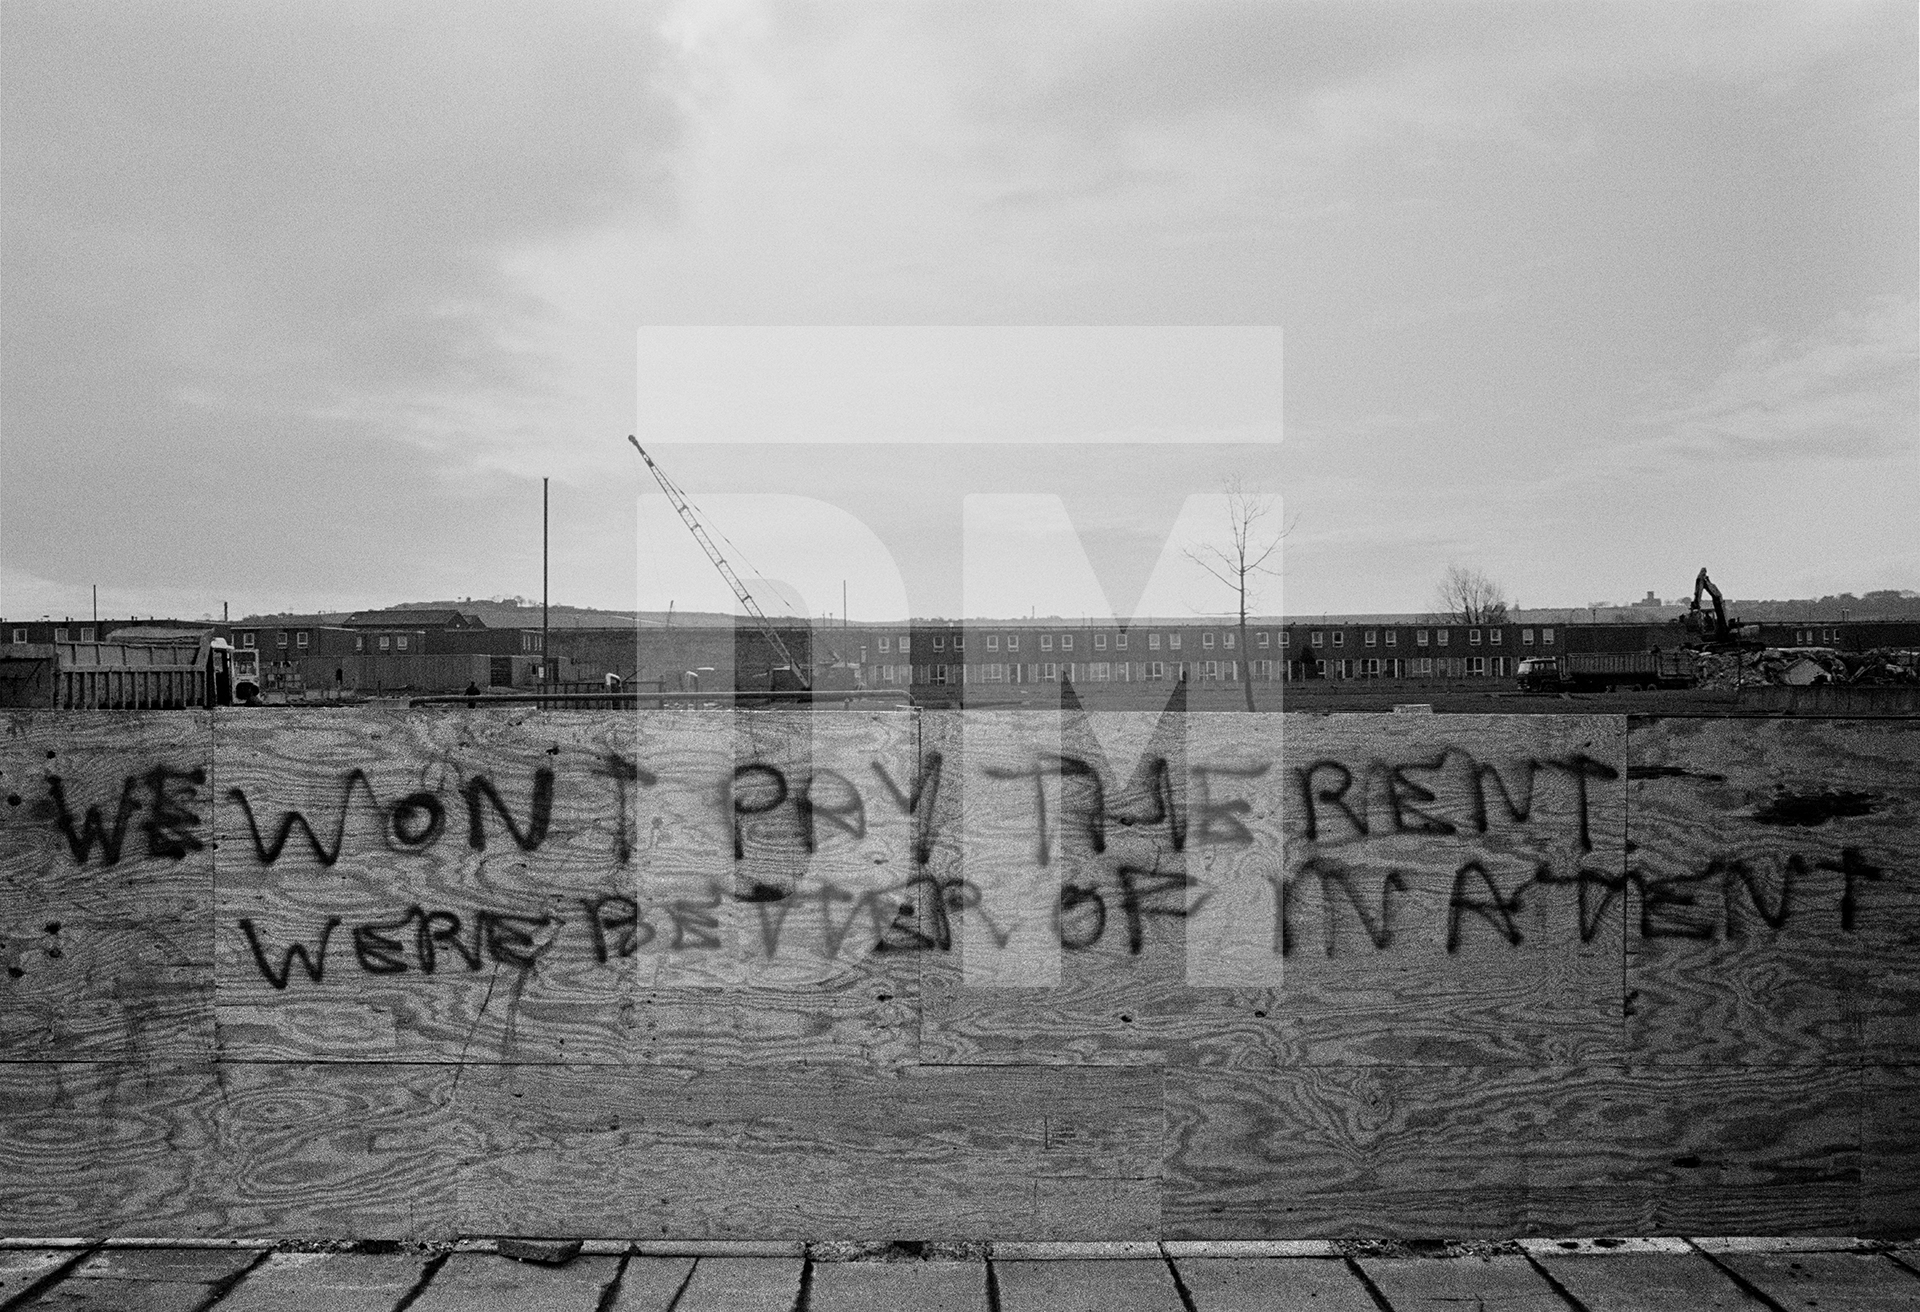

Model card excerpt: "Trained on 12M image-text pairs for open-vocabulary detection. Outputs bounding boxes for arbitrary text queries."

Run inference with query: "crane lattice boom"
[627,436,809,689]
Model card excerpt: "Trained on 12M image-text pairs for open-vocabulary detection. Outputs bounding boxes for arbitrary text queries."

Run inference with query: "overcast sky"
[2,0,1914,623]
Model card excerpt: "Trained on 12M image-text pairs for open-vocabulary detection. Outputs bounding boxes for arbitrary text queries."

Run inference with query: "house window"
[1469,629,1482,645]
[1364,631,1377,646]
[933,636,944,650]
[1490,629,1502,645]
[1060,634,1072,651]
[523,633,542,652]
[396,635,409,651]
[1146,661,1165,680]
[1312,632,1325,647]
[11,629,26,643]
[1006,635,1019,651]
[1364,658,1381,676]
[1224,631,1235,648]
[1468,656,1486,676]
[378,636,391,651]
[1041,662,1058,681]
[277,631,289,647]
[955,635,964,651]
[1169,633,1182,649]
[79,627,94,642]
[1040,635,1053,651]
[1385,631,1397,646]
[1203,632,1216,648]
[986,635,998,651]
[296,632,309,649]
[1415,630,1429,647]
[1149,633,1162,650]
[1203,660,1219,679]
[1258,632,1270,647]
[1094,633,1107,650]
[242,632,257,648]
[1415,658,1432,676]
[1438,630,1450,647]
[1115,633,1127,649]
[1332,632,1344,647]
[354,637,364,652]
[1543,628,1555,646]
[1522,628,1534,644]
[879,636,891,653]
[53,628,69,642]
[1089,662,1111,681]
[1280,632,1290,647]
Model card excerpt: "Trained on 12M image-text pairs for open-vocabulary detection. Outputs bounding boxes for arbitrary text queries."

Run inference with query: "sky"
[2,0,1914,624]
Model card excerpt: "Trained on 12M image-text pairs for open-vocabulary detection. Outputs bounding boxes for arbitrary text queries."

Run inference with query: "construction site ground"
[3,1238,1917,1312]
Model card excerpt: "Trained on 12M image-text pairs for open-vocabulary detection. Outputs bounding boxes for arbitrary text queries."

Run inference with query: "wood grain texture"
[1864,1065,1920,1238]
[1624,717,1920,1066]
[921,713,1627,1068]
[211,709,921,1066]
[1163,1064,1863,1238]
[2,713,214,1062]
[456,1063,1164,1240]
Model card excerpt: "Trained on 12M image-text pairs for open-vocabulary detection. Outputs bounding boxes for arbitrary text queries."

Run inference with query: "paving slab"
[1173,1257,1380,1312]
[806,1260,987,1312]
[668,1256,803,1312]
[403,1252,623,1312]
[1533,1251,1769,1311]
[993,1258,1185,1312]
[17,1246,260,1312]
[206,1249,428,1312]
[1714,1251,1920,1312]
[604,1256,696,1311]
[1357,1254,1566,1311]
[1518,1237,1696,1255]
[0,1250,85,1304]
[1693,1237,1881,1254]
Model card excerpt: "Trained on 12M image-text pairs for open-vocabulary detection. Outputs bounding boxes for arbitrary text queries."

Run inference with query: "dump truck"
[1516,650,1697,693]
[0,632,260,708]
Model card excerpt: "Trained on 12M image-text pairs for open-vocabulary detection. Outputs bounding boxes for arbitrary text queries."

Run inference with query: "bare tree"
[1434,563,1511,625]
[1186,476,1286,711]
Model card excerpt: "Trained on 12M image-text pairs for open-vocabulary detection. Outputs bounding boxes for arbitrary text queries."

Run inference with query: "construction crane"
[627,435,810,690]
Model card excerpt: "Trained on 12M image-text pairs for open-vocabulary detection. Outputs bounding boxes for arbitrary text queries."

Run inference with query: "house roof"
[341,609,484,629]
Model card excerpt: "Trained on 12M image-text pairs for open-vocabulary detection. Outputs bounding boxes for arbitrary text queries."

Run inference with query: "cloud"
[1633,295,1919,463]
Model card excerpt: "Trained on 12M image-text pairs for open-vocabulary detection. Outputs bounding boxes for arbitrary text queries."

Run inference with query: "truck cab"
[1516,656,1561,692]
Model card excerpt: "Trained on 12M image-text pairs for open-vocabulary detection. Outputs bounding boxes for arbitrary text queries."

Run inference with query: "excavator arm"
[1688,568,1733,645]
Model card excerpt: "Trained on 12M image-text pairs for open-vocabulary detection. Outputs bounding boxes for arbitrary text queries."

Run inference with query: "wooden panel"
[1534,1252,1768,1311]
[1864,1066,1920,1239]
[1624,718,1920,1066]
[212,709,921,1066]
[1,712,214,1061]
[1172,1257,1380,1312]
[1164,1064,1862,1239]
[922,712,1628,1068]
[457,1063,1162,1240]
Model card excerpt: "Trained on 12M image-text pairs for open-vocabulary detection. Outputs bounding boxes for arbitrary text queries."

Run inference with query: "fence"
[1,706,1913,1239]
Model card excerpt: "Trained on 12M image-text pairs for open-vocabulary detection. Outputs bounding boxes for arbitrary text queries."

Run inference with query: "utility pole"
[92,585,98,626]
[542,478,550,689]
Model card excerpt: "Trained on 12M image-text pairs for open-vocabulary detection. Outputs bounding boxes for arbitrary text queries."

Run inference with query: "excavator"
[1683,569,1760,649]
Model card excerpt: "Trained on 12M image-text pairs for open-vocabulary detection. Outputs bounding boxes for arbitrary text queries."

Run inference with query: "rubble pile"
[1694,647,1920,691]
